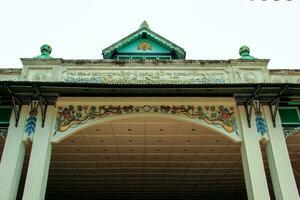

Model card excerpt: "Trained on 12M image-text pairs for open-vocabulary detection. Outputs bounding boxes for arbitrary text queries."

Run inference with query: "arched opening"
[46,115,245,200]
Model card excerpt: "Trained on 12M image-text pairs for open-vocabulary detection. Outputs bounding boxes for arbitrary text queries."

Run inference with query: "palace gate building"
[0,21,300,200]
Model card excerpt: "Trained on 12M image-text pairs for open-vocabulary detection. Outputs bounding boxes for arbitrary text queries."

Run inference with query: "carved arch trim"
[51,104,241,143]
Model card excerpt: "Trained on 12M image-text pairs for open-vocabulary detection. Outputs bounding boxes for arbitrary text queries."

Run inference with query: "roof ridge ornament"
[34,44,52,59]
[140,20,150,29]
[239,45,256,60]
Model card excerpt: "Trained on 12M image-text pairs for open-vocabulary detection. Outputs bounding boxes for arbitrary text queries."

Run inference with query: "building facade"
[0,22,300,200]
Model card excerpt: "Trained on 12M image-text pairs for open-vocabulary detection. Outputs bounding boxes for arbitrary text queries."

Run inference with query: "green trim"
[279,107,300,126]
[288,102,300,105]
[0,106,12,124]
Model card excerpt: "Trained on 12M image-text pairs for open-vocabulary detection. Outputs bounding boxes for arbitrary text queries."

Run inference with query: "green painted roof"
[102,21,186,59]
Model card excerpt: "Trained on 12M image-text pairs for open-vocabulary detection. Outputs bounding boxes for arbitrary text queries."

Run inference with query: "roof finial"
[34,44,52,59]
[140,20,150,29]
[239,45,256,60]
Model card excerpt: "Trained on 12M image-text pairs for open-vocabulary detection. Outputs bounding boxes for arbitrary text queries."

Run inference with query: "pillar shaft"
[0,106,29,200]
[22,106,55,200]
[263,106,299,200]
[238,106,270,200]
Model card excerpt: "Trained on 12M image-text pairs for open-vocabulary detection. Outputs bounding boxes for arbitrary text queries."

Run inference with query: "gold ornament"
[138,41,151,51]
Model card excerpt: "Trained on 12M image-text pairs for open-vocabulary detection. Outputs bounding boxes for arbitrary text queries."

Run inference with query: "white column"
[0,105,29,200]
[238,106,270,200]
[263,105,300,200]
[22,106,55,200]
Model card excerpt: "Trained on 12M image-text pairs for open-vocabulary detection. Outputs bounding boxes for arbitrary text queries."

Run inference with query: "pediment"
[102,21,186,59]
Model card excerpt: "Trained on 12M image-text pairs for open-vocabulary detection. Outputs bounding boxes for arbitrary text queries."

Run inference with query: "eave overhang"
[0,81,299,106]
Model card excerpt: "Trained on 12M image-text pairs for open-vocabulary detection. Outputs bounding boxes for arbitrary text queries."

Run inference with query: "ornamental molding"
[4,59,300,84]
[61,69,230,84]
[0,75,22,81]
[253,100,268,141]
[0,128,8,140]
[53,104,240,142]
[283,127,300,138]
[25,102,39,137]
[269,75,300,84]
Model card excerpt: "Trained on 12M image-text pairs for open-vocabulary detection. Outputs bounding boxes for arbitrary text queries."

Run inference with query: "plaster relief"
[27,69,53,81]
[54,104,239,141]
[62,69,229,84]
[270,75,300,83]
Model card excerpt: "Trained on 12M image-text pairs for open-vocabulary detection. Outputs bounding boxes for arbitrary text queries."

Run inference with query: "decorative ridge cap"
[140,20,150,29]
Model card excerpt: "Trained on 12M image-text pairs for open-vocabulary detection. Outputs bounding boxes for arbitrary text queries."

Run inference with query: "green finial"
[34,44,52,58]
[140,20,150,29]
[239,45,256,60]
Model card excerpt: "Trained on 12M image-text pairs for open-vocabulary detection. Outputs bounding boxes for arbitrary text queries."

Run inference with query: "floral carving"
[0,128,8,139]
[55,105,237,135]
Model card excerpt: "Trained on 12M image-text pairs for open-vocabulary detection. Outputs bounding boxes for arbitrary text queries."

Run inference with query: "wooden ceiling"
[0,116,299,200]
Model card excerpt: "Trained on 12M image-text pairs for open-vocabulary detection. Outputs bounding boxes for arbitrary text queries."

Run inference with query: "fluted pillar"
[238,106,270,200]
[0,105,29,200]
[22,106,55,200]
[263,105,299,200]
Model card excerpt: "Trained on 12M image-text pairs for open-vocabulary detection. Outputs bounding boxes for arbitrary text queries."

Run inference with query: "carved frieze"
[62,70,229,84]
[233,70,265,83]
[0,75,21,81]
[55,104,238,136]
[270,75,300,84]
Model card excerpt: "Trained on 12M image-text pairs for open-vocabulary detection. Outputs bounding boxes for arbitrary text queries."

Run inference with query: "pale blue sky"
[0,0,299,68]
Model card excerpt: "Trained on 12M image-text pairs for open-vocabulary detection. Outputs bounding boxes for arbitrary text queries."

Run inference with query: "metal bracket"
[244,85,261,128]
[39,97,48,128]
[6,86,22,127]
[253,100,262,116]
[268,85,288,127]
[244,99,253,128]
[34,85,49,128]
[269,99,279,128]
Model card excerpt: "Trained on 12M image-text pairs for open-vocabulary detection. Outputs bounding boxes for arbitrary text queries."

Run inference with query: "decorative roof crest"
[140,20,150,29]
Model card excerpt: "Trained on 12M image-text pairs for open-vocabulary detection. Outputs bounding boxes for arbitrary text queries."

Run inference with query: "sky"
[0,0,299,69]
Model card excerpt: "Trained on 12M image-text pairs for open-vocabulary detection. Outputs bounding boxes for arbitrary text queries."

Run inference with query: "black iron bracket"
[244,85,261,128]
[6,85,22,127]
[268,85,288,127]
[34,85,49,128]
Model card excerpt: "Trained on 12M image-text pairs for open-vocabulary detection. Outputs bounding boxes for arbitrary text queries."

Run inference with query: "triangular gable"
[118,38,171,54]
[102,21,186,59]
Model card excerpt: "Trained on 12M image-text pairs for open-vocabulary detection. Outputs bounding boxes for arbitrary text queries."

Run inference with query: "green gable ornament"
[34,44,52,59]
[239,46,256,60]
